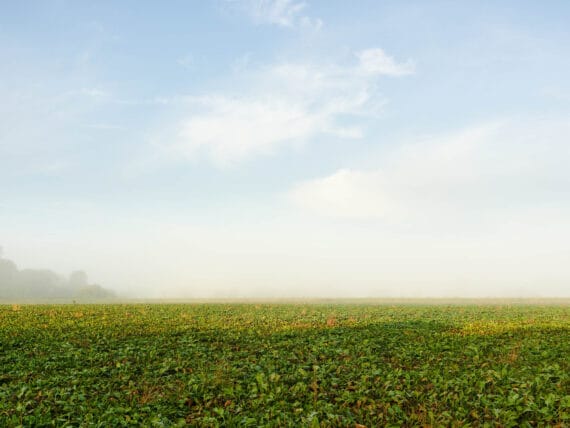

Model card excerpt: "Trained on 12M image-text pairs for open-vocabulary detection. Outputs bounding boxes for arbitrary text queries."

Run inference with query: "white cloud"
[145,48,409,167]
[176,96,323,165]
[289,119,570,223]
[357,48,415,76]
[289,169,387,219]
[239,0,323,30]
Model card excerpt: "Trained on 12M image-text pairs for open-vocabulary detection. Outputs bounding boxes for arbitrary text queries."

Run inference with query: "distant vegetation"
[1,303,568,425]
[0,251,115,301]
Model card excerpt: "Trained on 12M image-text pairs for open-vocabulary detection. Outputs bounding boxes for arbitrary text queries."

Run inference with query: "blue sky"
[2,1,570,297]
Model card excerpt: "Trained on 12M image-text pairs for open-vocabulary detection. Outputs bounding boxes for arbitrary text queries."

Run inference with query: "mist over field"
[2,1,570,300]
[0,249,115,301]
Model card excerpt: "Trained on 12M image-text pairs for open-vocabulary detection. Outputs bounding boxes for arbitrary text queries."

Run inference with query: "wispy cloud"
[235,0,323,30]
[140,48,413,168]
[357,48,415,76]
[289,168,387,219]
[289,119,570,223]
[79,87,111,99]
[176,95,325,164]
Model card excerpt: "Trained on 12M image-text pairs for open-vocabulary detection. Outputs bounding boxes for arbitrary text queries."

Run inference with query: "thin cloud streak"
[134,47,412,169]
[237,0,323,30]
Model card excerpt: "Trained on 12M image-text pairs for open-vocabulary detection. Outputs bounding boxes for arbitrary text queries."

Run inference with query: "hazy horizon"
[2,1,570,299]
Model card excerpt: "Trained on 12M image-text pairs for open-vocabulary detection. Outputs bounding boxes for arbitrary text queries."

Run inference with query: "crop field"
[1,302,569,427]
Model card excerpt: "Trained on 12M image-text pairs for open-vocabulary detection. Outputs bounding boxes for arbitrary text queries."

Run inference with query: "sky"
[1,0,570,298]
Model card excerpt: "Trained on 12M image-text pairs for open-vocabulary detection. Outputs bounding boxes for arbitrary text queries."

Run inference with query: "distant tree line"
[0,250,115,301]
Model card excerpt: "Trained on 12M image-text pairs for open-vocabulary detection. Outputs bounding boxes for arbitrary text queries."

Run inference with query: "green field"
[1,302,569,426]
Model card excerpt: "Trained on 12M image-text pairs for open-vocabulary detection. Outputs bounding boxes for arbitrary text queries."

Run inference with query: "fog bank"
[0,250,115,302]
